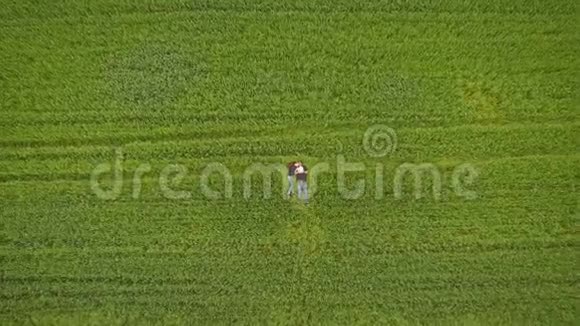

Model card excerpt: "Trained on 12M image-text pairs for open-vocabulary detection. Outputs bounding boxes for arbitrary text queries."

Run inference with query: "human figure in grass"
[287,161,299,197]
[294,161,308,204]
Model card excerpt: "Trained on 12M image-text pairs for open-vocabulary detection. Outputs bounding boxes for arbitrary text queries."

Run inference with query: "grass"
[0,0,578,324]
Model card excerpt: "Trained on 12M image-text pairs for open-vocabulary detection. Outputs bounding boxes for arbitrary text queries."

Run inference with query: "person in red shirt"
[287,161,298,197]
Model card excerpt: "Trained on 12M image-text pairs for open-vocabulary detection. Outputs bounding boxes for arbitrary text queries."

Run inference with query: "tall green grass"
[0,0,578,324]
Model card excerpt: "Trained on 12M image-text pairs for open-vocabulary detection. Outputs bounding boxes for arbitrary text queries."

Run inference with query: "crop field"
[0,0,578,325]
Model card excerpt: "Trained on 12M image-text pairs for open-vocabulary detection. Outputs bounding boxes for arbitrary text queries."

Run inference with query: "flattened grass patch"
[460,77,506,123]
[106,44,204,108]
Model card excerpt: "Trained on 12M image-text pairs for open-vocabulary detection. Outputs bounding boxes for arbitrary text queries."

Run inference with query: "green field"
[0,0,578,324]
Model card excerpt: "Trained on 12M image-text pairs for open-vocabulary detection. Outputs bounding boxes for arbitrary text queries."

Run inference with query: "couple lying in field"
[287,161,308,203]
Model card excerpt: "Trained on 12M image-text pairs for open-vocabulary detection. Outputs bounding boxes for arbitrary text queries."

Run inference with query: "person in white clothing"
[294,162,308,204]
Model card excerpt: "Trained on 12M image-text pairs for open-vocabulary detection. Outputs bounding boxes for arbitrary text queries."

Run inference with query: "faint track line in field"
[1,242,573,256]
[2,115,580,132]
[0,102,574,126]
[1,275,573,301]
[0,112,453,128]
[0,121,577,153]
[0,127,306,149]
[1,243,574,263]
[0,8,574,27]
